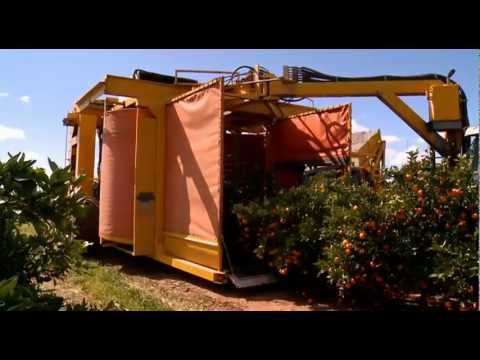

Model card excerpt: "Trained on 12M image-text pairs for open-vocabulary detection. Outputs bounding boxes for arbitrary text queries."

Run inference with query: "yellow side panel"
[101,234,132,245]
[429,84,461,121]
[76,114,97,197]
[153,102,168,256]
[163,232,222,271]
[130,91,190,257]
[155,253,225,283]
[133,110,157,257]
[100,77,226,279]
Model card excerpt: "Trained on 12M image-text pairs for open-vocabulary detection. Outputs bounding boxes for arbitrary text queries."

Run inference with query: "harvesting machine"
[63,65,471,287]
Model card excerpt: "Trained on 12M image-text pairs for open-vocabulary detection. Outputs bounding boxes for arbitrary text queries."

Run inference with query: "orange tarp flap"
[99,108,148,243]
[164,81,224,242]
[267,104,352,167]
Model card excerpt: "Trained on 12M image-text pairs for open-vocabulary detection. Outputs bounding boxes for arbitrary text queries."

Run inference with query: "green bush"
[0,276,64,311]
[0,153,91,311]
[0,153,89,286]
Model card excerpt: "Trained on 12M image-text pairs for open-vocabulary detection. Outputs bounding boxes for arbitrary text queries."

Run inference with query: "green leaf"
[48,158,59,172]
[7,152,20,161]
[0,277,18,298]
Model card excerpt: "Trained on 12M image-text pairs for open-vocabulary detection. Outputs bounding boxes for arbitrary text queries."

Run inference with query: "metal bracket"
[137,192,155,203]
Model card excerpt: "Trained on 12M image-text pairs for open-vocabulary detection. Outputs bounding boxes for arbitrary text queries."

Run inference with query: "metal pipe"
[227,78,279,86]
[175,69,233,74]
[174,69,233,84]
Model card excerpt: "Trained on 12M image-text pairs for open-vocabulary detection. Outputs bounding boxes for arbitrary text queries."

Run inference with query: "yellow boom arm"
[225,65,468,158]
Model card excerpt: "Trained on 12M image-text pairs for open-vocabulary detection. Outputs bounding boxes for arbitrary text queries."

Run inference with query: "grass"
[68,261,172,311]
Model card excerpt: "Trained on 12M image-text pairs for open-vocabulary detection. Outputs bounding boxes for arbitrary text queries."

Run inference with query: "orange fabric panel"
[267,104,352,167]
[99,108,148,243]
[164,81,224,242]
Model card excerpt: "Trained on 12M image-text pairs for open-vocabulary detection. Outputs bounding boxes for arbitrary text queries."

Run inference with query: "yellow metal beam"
[229,78,457,156]
[74,75,194,115]
[224,99,314,119]
[104,75,193,100]
[378,92,451,156]
[268,79,444,97]
[63,112,79,126]
[74,82,105,112]
[75,113,97,196]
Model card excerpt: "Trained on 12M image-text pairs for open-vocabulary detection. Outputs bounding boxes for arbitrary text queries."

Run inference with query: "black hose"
[132,69,197,84]
[227,65,258,84]
[280,96,306,103]
[297,67,469,127]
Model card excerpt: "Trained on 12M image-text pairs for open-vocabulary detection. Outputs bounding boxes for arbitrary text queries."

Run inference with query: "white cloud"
[352,118,369,132]
[383,135,402,144]
[386,145,421,167]
[0,92,8,97]
[0,124,26,141]
[20,96,30,103]
[24,151,41,161]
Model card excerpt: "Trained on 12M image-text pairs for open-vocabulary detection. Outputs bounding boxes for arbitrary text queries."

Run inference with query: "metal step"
[228,272,279,289]
[101,241,134,255]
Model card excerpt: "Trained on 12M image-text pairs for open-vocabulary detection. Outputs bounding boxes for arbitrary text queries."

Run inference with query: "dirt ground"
[48,248,342,311]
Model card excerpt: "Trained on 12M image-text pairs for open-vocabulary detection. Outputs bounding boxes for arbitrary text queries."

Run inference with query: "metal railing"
[174,69,233,84]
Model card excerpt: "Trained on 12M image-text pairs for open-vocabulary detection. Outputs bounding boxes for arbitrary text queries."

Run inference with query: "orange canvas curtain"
[99,108,151,243]
[164,81,224,242]
[267,104,352,168]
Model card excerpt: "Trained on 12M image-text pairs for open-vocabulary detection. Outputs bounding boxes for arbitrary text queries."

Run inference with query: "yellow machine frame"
[64,65,468,284]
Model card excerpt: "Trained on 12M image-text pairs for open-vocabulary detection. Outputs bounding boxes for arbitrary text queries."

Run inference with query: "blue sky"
[0,49,477,170]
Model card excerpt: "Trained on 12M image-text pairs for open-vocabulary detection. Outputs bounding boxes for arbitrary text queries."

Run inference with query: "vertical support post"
[133,108,157,256]
[76,114,97,197]
[152,102,168,256]
[66,125,77,168]
[446,130,464,156]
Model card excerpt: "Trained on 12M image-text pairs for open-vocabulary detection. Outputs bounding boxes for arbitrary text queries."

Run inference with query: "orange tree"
[233,151,479,310]
[319,152,478,309]
[233,174,331,280]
